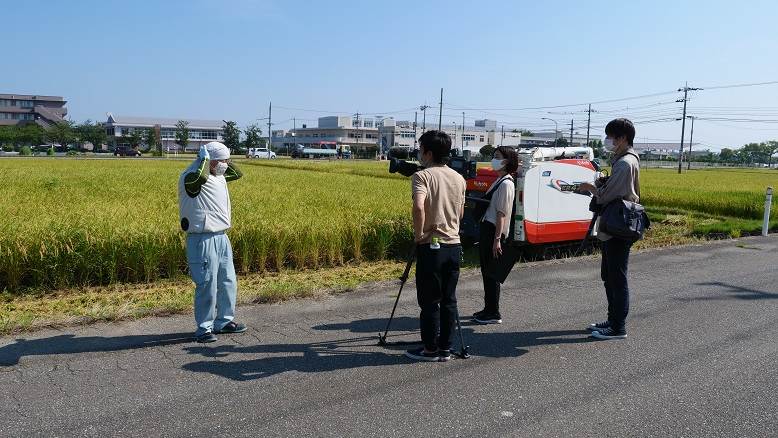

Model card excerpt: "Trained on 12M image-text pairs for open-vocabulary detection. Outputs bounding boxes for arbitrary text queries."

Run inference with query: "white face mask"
[491,158,505,171]
[213,161,229,176]
[603,138,616,152]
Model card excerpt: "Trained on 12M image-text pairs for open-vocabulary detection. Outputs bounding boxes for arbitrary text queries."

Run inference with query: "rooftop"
[106,113,224,129]
[0,93,66,103]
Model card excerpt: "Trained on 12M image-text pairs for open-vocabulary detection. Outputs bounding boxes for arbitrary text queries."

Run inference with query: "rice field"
[0,158,776,292]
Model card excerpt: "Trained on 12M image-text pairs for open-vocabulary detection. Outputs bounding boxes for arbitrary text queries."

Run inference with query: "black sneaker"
[587,320,610,332]
[405,348,440,362]
[215,321,247,334]
[472,309,488,319]
[474,313,503,324]
[438,350,452,362]
[591,328,627,340]
[195,332,218,343]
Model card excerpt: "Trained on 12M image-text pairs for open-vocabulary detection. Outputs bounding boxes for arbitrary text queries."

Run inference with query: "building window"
[463,134,476,141]
[106,127,115,136]
[0,99,10,107]
[20,100,34,108]
[480,135,485,142]
[201,131,217,140]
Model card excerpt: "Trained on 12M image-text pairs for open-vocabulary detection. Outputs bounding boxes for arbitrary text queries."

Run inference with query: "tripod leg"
[378,249,416,345]
[453,310,470,359]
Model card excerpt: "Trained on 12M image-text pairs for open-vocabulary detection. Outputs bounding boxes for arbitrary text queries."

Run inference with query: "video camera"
[388,150,477,180]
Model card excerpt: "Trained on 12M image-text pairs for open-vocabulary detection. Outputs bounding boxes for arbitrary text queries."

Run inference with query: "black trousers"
[601,237,633,332]
[478,221,501,314]
[415,243,461,351]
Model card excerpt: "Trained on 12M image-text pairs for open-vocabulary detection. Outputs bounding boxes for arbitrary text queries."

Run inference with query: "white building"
[104,113,224,151]
[271,115,379,156]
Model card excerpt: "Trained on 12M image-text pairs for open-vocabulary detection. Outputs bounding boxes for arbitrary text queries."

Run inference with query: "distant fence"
[638,161,778,170]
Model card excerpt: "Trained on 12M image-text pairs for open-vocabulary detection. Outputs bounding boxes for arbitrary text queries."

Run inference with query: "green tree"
[719,148,735,162]
[126,129,143,150]
[588,139,604,158]
[479,144,495,160]
[46,121,76,150]
[143,128,161,154]
[222,120,241,153]
[243,124,262,149]
[0,126,18,150]
[175,120,190,151]
[519,129,534,137]
[765,140,778,167]
[77,120,107,152]
[555,137,568,147]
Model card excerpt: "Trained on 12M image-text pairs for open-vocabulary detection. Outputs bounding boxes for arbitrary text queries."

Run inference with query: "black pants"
[601,237,633,332]
[478,221,501,314]
[416,243,461,351]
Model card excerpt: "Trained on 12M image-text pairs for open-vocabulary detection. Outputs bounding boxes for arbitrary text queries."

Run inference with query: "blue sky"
[6,0,778,150]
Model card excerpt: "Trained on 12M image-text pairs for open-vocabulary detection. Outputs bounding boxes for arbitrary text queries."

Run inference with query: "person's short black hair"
[495,146,519,174]
[605,118,635,145]
[418,130,452,164]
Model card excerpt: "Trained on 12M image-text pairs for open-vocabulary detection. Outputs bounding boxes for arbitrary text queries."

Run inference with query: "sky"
[5,0,778,150]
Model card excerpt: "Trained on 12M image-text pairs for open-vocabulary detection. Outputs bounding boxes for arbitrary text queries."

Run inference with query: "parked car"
[248,147,276,159]
[114,146,142,157]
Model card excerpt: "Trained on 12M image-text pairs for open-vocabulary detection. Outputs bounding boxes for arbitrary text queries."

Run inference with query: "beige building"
[0,94,67,127]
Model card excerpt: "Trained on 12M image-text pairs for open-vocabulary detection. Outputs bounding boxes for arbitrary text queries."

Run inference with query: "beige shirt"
[482,176,515,239]
[411,165,466,244]
[594,149,641,241]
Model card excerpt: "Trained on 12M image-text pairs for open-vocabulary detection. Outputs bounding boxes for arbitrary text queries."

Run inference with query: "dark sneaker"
[472,309,488,319]
[195,332,218,343]
[591,328,627,340]
[474,313,503,324]
[438,350,452,362]
[587,320,611,332]
[215,321,247,334]
[405,348,440,362]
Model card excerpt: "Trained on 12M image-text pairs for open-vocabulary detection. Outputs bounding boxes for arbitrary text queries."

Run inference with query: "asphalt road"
[1,236,777,437]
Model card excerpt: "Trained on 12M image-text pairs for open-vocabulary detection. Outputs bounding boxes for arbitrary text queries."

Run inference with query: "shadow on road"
[181,317,590,381]
[674,281,778,302]
[0,332,193,366]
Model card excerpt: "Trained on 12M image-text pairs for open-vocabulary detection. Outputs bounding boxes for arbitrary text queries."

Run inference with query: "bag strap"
[613,151,641,198]
[484,175,512,200]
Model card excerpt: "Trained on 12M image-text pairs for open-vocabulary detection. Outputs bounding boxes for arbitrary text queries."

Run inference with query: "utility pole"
[585,104,595,147]
[438,88,443,130]
[462,111,465,150]
[569,119,574,147]
[677,82,703,173]
[354,112,360,155]
[420,105,429,132]
[501,125,504,146]
[687,115,695,171]
[413,111,418,149]
[267,101,272,152]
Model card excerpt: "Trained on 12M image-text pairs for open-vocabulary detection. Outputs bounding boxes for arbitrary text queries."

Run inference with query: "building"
[520,131,599,148]
[271,115,380,156]
[104,113,224,151]
[0,94,67,127]
[632,142,706,160]
[271,116,521,157]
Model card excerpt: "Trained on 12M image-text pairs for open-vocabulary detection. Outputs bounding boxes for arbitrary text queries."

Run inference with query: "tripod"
[377,247,470,359]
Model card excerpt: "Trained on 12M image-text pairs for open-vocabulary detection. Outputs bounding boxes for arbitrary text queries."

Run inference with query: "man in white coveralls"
[178,141,246,343]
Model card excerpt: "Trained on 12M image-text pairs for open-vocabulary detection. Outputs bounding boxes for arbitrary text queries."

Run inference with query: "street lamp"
[541,117,559,146]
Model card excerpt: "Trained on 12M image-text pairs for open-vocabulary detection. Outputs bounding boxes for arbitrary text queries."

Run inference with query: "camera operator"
[578,118,640,340]
[473,146,518,325]
[405,130,467,362]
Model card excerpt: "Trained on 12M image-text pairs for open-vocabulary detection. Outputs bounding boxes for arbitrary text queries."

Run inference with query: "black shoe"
[195,332,218,343]
[472,309,488,319]
[438,349,452,362]
[591,327,627,340]
[405,348,441,362]
[474,313,503,324]
[215,321,247,334]
[587,320,610,332]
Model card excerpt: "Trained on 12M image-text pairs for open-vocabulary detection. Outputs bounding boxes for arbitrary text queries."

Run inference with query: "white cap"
[204,142,230,160]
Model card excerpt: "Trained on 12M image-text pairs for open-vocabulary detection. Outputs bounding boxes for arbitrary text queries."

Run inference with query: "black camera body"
[389,155,477,180]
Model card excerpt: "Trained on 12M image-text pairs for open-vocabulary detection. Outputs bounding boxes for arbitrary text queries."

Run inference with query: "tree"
[126,129,143,150]
[243,124,262,150]
[555,137,568,147]
[46,121,76,150]
[479,144,495,160]
[222,121,241,153]
[766,140,778,168]
[175,120,190,151]
[0,126,18,150]
[719,148,735,162]
[588,139,604,158]
[143,128,161,154]
[519,129,534,137]
[77,120,107,151]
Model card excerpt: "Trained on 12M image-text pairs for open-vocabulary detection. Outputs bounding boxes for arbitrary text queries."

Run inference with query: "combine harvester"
[462,146,602,258]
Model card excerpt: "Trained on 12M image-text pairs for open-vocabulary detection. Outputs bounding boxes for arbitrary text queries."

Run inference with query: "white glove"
[198,145,210,160]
